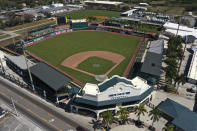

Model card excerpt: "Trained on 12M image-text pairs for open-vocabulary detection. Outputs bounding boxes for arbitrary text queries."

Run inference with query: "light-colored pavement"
[0,76,90,131]
[0,101,43,131]
[111,125,145,131]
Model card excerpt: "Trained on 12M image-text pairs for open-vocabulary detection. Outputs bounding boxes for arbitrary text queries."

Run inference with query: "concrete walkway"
[111,125,145,131]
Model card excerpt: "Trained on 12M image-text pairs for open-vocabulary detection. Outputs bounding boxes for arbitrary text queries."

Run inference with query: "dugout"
[30,62,73,102]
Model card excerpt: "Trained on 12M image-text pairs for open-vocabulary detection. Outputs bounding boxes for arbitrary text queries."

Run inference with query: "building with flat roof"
[164,22,197,39]
[140,40,164,83]
[187,49,197,84]
[71,75,154,119]
[84,0,126,7]
[157,98,197,131]
[121,9,138,17]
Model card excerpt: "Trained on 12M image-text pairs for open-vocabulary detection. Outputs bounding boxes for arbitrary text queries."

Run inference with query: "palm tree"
[135,104,147,124]
[102,110,114,131]
[90,119,103,131]
[149,107,161,130]
[175,74,186,93]
[117,107,129,125]
[162,124,174,131]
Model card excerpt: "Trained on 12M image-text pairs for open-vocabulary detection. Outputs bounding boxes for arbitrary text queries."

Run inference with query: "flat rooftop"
[187,50,197,80]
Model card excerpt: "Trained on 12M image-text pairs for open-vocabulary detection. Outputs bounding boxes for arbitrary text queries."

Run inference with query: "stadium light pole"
[21,40,35,92]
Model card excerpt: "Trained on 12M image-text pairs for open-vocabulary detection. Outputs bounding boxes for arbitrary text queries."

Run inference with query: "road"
[0,30,20,42]
[0,76,89,131]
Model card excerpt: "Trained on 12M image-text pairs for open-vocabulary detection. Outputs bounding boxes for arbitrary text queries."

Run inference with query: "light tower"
[21,40,35,92]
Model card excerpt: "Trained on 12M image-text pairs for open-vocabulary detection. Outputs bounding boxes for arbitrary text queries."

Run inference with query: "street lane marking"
[0,92,63,131]
[0,83,74,129]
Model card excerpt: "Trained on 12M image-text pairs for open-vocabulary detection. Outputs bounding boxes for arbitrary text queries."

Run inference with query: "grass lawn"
[77,57,115,75]
[27,31,140,83]
[0,34,10,39]
[66,10,120,19]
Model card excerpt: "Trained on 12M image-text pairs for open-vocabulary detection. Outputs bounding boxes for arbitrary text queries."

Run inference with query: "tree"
[87,16,97,23]
[102,110,114,131]
[162,124,174,131]
[175,74,186,93]
[149,107,161,130]
[135,104,147,124]
[90,119,103,131]
[117,107,129,125]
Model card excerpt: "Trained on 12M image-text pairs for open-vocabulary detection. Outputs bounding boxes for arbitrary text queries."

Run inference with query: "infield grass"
[77,57,115,75]
[66,10,120,19]
[27,31,141,83]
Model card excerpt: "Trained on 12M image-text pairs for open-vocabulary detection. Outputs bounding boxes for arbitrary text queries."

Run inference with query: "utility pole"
[21,40,35,92]
[11,97,18,116]
[43,90,46,99]
[0,58,5,73]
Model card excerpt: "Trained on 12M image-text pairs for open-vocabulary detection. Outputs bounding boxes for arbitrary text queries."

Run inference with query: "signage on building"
[108,92,130,100]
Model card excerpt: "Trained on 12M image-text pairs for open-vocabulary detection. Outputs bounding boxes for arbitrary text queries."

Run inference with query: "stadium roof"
[148,39,164,54]
[30,62,72,91]
[157,98,197,131]
[141,52,162,77]
[5,55,35,70]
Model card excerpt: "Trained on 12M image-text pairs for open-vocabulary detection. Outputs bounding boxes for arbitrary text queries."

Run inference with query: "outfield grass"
[66,10,120,19]
[27,31,140,83]
[77,57,115,75]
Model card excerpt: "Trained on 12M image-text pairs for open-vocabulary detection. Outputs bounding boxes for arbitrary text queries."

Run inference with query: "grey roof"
[5,55,35,70]
[99,76,133,92]
[148,39,164,54]
[30,62,72,91]
[74,86,154,106]
[158,98,197,131]
[141,52,162,77]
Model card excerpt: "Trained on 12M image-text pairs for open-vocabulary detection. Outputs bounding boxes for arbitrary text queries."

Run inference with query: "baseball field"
[27,31,141,83]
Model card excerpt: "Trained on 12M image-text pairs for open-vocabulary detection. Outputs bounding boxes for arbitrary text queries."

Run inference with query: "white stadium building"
[71,75,154,119]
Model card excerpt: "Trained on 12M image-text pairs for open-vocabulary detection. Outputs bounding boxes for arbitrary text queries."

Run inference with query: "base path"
[61,51,125,76]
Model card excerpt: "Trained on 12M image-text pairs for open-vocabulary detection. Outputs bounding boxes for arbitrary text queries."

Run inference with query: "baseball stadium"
[26,30,142,84]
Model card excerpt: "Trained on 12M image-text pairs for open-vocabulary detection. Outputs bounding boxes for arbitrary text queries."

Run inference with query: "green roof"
[158,98,197,131]
[30,62,72,91]
[99,76,133,92]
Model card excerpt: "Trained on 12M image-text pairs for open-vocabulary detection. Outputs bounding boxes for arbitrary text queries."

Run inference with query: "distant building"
[121,9,138,17]
[51,3,64,8]
[139,3,149,6]
[164,22,197,40]
[140,40,164,84]
[71,75,154,119]
[84,0,126,8]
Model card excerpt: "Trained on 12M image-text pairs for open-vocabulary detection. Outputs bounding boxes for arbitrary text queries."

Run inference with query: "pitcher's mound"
[95,75,108,82]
